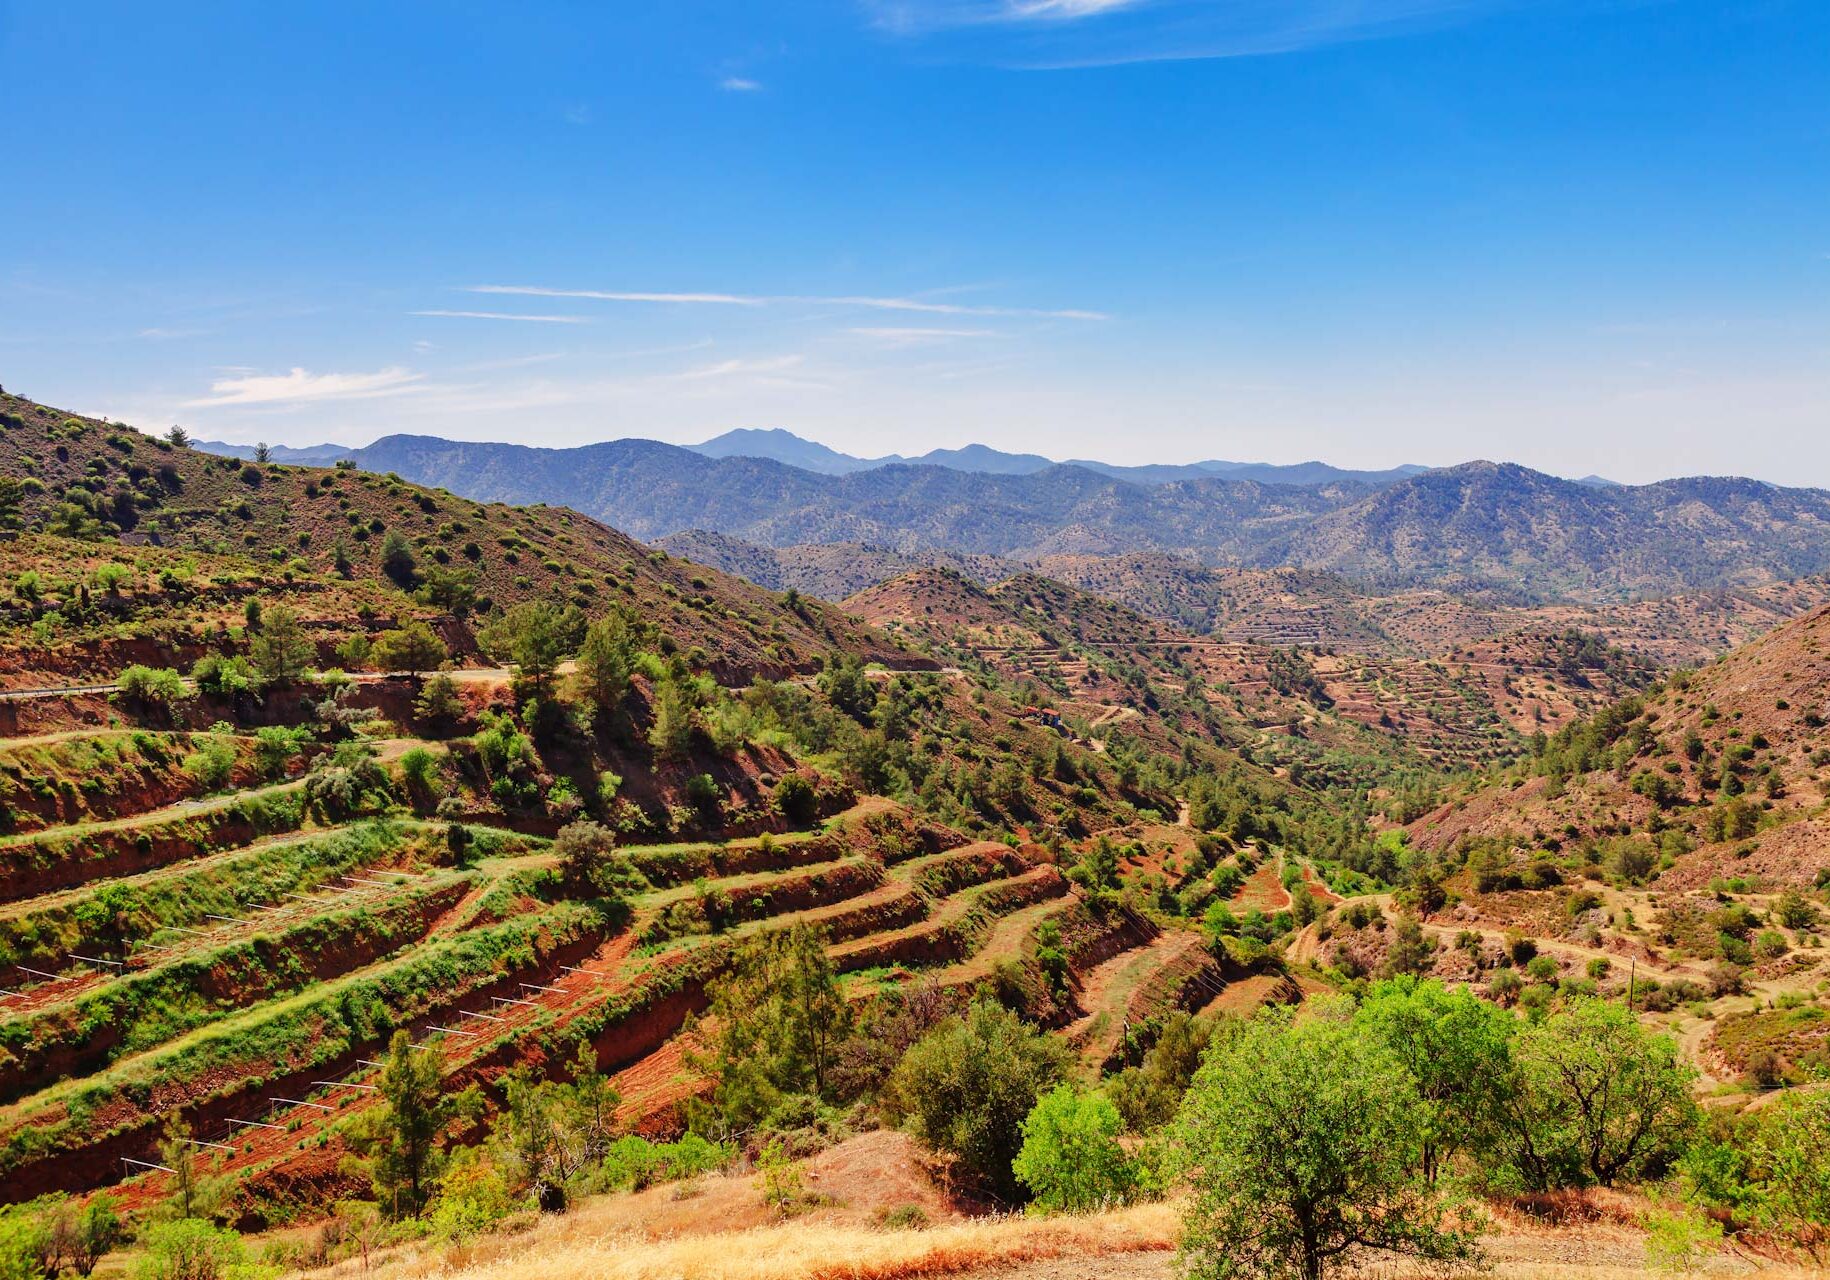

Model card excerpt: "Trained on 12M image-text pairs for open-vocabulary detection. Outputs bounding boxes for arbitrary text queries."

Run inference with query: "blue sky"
[0,0,1824,483]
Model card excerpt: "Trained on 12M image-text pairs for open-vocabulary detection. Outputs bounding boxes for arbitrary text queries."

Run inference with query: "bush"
[182,734,237,791]
[1642,1207,1723,1272]
[117,665,189,709]
[885,1000,1070,1203]
[132,1220,252,1280]
[598,1134,730,1192]
[553,819,644,903]
[1012,1085,1136,1212]
[772,774,818,826]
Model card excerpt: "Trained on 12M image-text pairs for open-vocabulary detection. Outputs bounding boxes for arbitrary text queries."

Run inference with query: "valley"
[0,389,1826,1280]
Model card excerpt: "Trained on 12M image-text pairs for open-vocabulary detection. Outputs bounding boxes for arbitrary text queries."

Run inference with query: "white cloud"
[411,309,591,324]
[182,366,425,408]
[720,76,763,91]
[466,284,1104,320]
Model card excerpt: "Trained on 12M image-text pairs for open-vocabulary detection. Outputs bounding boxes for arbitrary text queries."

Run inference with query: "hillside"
[841,567,1655,780]
[344,435,1830,603]
[0,391,903,682]
[654,531,1018,601]
[1408,599,1830,892]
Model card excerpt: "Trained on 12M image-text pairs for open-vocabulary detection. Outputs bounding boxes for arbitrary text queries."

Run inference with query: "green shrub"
[132,1220,258,1280]
[182,736,236,792]
[117,665,189,709]
[885,1000,1069,1204]
[1012,1084,1136,1212]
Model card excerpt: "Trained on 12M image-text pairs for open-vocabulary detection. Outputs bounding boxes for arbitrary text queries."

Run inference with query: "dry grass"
[306,1203,1178,1280]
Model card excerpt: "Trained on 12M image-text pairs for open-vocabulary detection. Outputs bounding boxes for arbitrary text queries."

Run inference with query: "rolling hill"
[0,391,903,681]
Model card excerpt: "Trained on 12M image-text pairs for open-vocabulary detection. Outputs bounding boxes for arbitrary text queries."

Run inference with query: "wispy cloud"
[866,0,1532,66]
[471,285,764,306]
[467,284,1105,320]
[137,326,210,341]
[411,309,591,324]
[720,76,763,91]
[849,325,997,346]
[673,354,809,381]
[182,366,425,408]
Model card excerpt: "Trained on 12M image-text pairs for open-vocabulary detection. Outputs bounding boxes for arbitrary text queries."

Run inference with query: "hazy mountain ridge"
[690,427,1427,486]
[349,436,1830,603]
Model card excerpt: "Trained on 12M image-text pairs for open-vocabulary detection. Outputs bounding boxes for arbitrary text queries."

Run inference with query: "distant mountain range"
[689,427,1434,488]
[193,439,355,465]
[196,427,1432,488]
[336,431,1830,603]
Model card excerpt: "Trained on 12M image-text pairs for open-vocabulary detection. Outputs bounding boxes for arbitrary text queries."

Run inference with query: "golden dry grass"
[306,1202,1178,1280]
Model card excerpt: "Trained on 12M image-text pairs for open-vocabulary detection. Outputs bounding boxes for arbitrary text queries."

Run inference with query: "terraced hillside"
[0,703,1263,1229]
[0,508,1289,1230]
[844,566,1654,778]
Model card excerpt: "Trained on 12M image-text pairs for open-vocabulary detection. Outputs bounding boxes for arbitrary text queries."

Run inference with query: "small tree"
[1755,1088,1830,1257]
[414,672,465,733]
[1013,1084,1135,1212]
[46,1194,124,1277]
[886,1000,1069,1204]
[478,601,584,697]
[117,665,189,712]
[553,819,644,903]
[702,924,851,1127]
[157,1112,207,1221]
[0,476,22,532]
[249,605,313,686]
[372,1031,458,1218]
[371,622,448,679]
[416,566,479,618]
[494,1040,621,1213]
[166,425,190,448]
[380,531,417,588]
[1496,997,1697,1189]
[572,610,640,713]
[1354,977,1514,1182]
[1173,1005,1479,1280]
